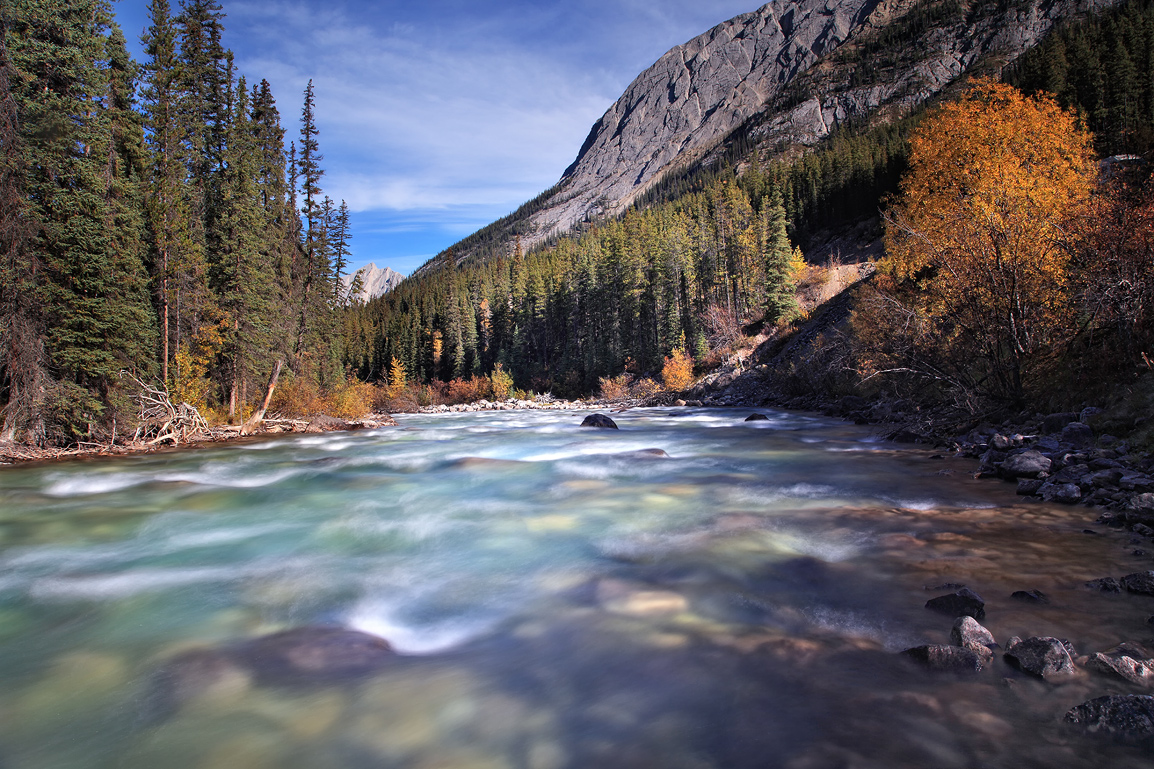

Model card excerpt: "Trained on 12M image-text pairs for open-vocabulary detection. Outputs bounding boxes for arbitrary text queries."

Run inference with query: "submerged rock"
[1065,695,1154,742]
[1121,571,1154,596]
[240,626,395,684]
[1086,577,1123,593]
[925,587,986,620]
[145,647,251,722]
[613,448,670,459]
[580,413,618,429]
[1004,636,1076,679]
[901,644,984,673]
[1011,589,1049,604]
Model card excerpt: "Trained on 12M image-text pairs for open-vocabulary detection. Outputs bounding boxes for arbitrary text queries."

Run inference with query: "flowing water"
[0,408,1151,769]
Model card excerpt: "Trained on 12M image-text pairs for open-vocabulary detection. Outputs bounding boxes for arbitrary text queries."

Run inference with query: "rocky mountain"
[344,263,404,303]
[417,0,1118,276]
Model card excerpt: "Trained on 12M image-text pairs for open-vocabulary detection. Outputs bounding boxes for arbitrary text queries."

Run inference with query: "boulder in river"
[580,413,618,429]
[1000,450,1052,479]
[925,587,986,620]
[744,413,769,422]
[1086,643,1154,686]
[1086,577,1123,593]
[1121,571,1154,596]
[1010,589,1049,604]
[951,616,997,661]
[240,626,395,684]
[901,644,984,673]
[1004,636,1076,679]
[1065,694,1154,742]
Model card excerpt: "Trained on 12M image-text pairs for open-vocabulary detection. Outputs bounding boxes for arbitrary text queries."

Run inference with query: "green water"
[0,408,1149,768]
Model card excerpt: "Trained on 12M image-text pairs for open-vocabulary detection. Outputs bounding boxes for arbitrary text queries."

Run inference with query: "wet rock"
[1086,577,1122,593]
[1121,571,1154,596]
[744,413,769,421]
[901,644,984,673]
[1061,422,1095,449]
[1004,636,1076,679]
[1011,589,1049,604]
[1131,493,1154,511]
[925,587,985,620]
[1065,695,1154,742]
[1016,478,1045,496]
[580,413,618,429]
[951,616,996,652]
[1039,482,1082,504]
[999,450,1051,479]
[613,448,669,459]
[1086,645,1154,687]
[240,626,394,684]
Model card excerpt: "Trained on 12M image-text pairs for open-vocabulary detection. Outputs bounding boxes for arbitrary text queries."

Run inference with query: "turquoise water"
[0,408,1148,768]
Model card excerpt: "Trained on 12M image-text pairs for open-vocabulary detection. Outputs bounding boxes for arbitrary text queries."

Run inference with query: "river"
[0,408,1148,768]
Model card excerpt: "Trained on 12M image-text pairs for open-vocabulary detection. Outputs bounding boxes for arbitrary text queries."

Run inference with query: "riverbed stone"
[580,414,618,429]
[1039,482,1082,504]
[240,626,394,684]
[1086,647,1154,687]
[1086,577,1123,593]
[1061,422,1095,448]
[1011,589,1049,604]
[1004,636,1076,679]
[951,616,996,655]
[901,644,984,673]
[1065,695,1154,742]
[1000,451,1051,479]
[1016,478,1044,495]
[147,647,252,720]
[1121,571,1154,595]
[925,587,986,620]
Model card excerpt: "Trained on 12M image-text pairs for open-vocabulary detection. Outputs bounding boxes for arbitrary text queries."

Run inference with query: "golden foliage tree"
[386,357,407,399]
[867,78,1096,405]
[662,348,695,392]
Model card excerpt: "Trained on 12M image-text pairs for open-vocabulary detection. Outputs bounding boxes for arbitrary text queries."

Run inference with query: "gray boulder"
[901,644,984,673]
[1039,482,1081,504]
[1065,695,1154,742]
[1086,646,1154,687]
[1000,450,1051,479]
[241,626,395,684]
[925,587,985,620]
[581,413,619,429]
[1061,422,1094,448]
[1004,636,1076,678]
[1086,577,1122,593]
[1121,571,1154,596]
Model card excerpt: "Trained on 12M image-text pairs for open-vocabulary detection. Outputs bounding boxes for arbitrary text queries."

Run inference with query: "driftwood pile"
[123,374,210,446]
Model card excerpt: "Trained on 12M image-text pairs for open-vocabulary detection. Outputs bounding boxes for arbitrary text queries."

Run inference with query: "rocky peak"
[344,263,404,303]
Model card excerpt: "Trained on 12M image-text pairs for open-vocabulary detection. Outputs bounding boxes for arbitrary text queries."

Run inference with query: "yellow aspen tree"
[879,77,1096,403]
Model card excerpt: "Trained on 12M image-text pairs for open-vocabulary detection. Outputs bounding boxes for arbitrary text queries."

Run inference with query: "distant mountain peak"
[344,263,404,303]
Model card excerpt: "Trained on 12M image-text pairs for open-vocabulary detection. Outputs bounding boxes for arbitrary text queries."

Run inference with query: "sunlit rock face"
[429,0,1120,272]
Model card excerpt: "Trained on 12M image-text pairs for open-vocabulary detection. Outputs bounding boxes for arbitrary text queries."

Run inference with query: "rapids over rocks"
[0,407,1150,768]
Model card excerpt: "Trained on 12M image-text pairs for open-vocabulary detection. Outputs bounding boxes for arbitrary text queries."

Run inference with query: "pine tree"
[763,189,797,325]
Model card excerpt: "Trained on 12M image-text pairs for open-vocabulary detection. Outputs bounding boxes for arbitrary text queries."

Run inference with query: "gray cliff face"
[428,0,1119,273]
[538,0,876,243]
[344,263,404,303]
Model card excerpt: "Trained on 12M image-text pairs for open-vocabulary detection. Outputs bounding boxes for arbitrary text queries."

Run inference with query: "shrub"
[662,348,695,391]
[269,376,324,417]
[490,363,514,400]
[599,374,633,401]
[324,377,375,418]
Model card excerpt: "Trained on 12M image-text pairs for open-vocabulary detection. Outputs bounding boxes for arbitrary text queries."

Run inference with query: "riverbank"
[0,413,398,466]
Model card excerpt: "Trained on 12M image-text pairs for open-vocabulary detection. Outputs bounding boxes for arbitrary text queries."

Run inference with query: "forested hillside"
[0,0,353,444]
[348,0,1154,408]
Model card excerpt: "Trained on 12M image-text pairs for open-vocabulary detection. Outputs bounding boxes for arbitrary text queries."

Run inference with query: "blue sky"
[112,0,758,276]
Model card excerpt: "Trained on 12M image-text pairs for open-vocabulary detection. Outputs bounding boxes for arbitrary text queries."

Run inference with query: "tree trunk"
[243,358,282,434]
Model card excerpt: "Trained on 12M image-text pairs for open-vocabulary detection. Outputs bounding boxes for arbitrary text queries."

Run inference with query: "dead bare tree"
[121,372,209,445]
